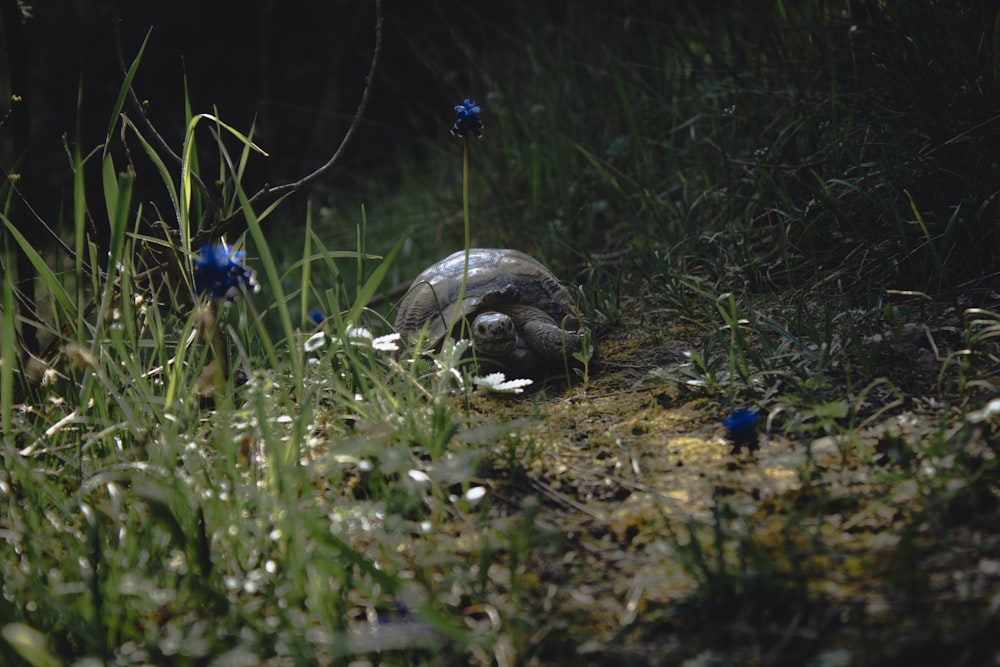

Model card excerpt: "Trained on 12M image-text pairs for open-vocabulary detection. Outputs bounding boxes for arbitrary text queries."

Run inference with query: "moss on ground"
[428,304,1000,664]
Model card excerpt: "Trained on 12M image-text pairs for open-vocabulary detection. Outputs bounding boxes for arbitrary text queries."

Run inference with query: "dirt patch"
[454,305,1000,663]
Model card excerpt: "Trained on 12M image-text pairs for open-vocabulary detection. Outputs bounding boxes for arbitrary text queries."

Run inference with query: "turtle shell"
[394,248,581,350]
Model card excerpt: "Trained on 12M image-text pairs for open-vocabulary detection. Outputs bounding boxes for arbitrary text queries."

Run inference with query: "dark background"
[0,1,570,227]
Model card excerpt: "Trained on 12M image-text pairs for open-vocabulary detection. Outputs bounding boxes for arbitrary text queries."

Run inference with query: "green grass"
[3,1,1000,664]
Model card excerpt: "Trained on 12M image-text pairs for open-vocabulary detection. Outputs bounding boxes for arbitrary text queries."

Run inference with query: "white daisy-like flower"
[464,486,487,505]
[371,332,401,352]
[407,469,432,484]
[472,372,533,394]
[969,397,1000,423]
[324,326,400,354]
[304,331,328,352]
[346,326,373,341]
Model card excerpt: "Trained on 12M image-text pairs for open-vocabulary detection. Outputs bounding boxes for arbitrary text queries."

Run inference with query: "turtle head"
[470,311,518,356]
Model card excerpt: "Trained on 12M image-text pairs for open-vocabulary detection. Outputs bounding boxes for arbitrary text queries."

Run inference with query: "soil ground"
[453,303,1000,665]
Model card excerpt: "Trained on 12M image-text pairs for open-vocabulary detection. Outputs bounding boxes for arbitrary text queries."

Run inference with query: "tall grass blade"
[0,214,77,320]
[180,113,268,255]
[1,245,14,435]
[103,28,151,157]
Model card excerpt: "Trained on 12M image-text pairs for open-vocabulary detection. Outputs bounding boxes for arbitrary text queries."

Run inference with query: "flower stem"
[448,138,472,343]
[463,138,471,244]
[199,300,229,403]
[462,136,471,285]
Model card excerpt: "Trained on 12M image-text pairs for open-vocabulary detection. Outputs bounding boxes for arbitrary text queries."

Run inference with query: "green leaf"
[0,214,77,320]
[104,28,151,156]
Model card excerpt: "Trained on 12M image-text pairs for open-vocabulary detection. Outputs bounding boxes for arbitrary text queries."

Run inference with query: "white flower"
[346,326,373,341]
[407,469,432,483]
[304,331,328,352]
[371,332,401,352]
[464,486,487,505]
[325,326,400,353]
[969,397,1000,423]
[472,372,533,394]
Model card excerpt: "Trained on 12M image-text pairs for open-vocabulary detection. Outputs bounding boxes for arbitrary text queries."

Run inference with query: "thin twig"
[111,0,383,244]
[196,0,384,246]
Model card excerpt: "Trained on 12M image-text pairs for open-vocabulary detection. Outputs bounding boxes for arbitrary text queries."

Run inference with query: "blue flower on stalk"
[193,243,260,301]
[450,98,483,139]
[308,309,327,326]
[722,408,760,454]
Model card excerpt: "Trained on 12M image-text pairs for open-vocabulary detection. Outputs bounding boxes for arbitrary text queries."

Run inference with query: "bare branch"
[108,0,383,249]
[196,0,384,246]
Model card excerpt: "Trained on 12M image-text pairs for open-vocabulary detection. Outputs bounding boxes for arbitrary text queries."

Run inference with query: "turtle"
[394,248,587,375]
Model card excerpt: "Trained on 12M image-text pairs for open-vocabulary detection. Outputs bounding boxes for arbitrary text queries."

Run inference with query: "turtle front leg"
[522,319,584,360]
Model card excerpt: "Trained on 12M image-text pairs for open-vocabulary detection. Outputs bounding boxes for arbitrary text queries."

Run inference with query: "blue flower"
[308,309,326,326]
[722,408,760,453]
[193,243,260,301]
[454,98,481,118]
[450,98,483,139]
